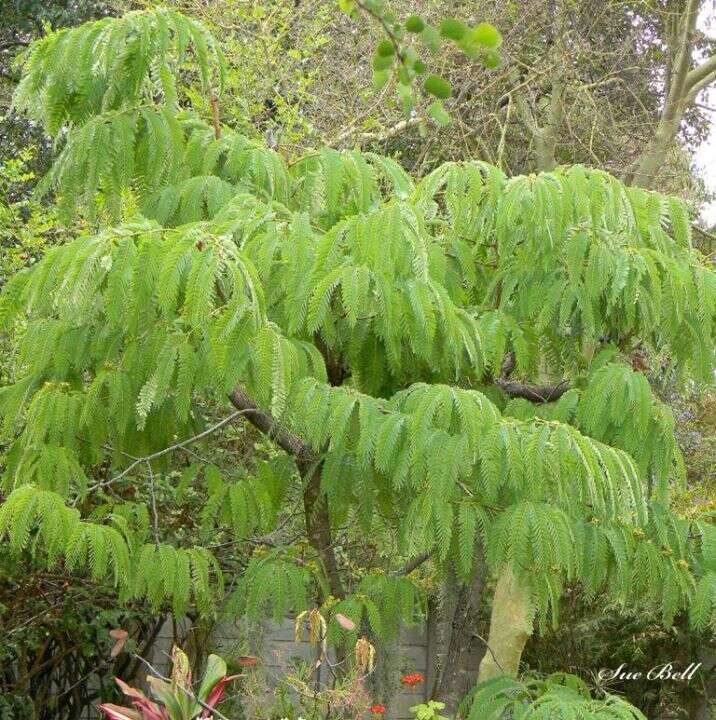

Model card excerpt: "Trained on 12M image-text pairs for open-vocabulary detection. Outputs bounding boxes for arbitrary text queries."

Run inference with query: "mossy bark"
[477,567,534,683]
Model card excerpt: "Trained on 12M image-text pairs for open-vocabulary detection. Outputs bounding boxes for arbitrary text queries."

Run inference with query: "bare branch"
[228,386,344,598]
[692,222,716,246]
[87,410,247,493]
[495,351,570,402]
[685,54,716,94]
[331,116,423,147]
[392,551,432,577]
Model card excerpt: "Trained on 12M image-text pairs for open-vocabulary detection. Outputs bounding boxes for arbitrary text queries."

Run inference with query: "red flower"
[371,704,386,715]
[400,672,424,687]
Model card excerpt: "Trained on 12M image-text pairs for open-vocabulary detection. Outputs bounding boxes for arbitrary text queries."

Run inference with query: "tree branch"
[392,551,432,577]
[627,0,701,188]
[495,378,570,403]
[228,386,313,461]
[331,116,423,147]
[87,410,248,493]
[692,222,716,246]
[670,0,700,97]
[685,62,716,105]
[302,464,345,599]
[228,385,344,599]
[208,88,221,140]
[495,352,570,402]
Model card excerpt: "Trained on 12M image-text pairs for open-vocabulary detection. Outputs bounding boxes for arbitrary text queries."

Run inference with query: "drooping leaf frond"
[0,486,222,616]
[13,7,224,134]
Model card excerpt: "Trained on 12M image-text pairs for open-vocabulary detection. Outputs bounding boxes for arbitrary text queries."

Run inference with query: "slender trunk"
[628,107,683,189]
[227,385,345,601]
[534,74,563,173]
[300,461,344,600]
[426,578,459,699]
[425,595,443,700]
[534,133,558,173]
[434,546,487,714]
[477,567,534,682]
[627,0,701,188]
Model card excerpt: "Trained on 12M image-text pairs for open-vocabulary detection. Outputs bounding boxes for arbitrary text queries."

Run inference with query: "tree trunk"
[426,580,459,698]
[300,461,344,600]
[434,546,488,714]
[228,385,345,601]
[688,642,716,720]
[628,103,684,189]
[626,0,707,189]
[477,567,534,682]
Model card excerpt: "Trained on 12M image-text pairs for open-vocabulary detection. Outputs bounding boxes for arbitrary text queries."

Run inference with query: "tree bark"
[687,642,716,720]
[510,0,566,173]
[434,546,488,715]
[299,460,344,600]
[476,567,534,683]
[495,378,570,403]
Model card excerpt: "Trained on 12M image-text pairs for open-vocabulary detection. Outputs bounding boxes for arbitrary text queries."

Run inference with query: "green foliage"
[199,458,291,541]
[439,19,468,41]
[470,22,503,49]
[410,700,449,720]
[0,149,63,286]
[336,2,500,119]
[14,7,224,134]
[0,553,153,720]
[0,485,222,616]
[12,7,225,221]
[226,551,311,623]
[0,6,714,649]
[326,573,423,644]
[405,15,425,34]
[690,520,716,631]
[465,674,647,720]
[423,74,452,99]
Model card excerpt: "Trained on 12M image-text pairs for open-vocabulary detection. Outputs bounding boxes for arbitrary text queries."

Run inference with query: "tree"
[128,0,716,706]
[626,0,716,188]
[0,7,715,718]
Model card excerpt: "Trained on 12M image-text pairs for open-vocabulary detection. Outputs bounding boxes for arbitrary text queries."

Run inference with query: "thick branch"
[392,551,432,577]
[495,378,570,403]
[434,543,488,713]
[496,352,569,403]
[302,465,345,599]
[692,221,716,247]
[670,0,700,98]
[628,0,703,187]
[685,54,716,94]
[228,386,313,461]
